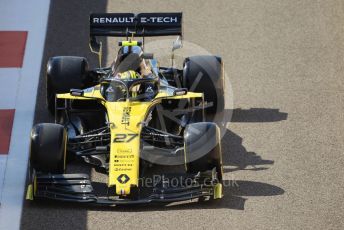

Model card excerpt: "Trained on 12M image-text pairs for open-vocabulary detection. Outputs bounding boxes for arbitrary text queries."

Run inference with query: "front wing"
[26,172,223,205]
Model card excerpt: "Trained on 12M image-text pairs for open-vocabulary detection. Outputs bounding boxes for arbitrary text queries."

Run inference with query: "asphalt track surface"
[20,0,344,229]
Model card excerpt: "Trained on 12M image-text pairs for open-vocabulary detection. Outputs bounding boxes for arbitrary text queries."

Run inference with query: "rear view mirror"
[173,88,188,96]
[70,89,84,97]
[172,36,182,52]
[171,36,182,67]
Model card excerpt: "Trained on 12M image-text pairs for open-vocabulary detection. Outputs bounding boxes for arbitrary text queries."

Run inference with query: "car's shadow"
[230,108,288,123]
[215,108,288,172]
[222,129,274,172]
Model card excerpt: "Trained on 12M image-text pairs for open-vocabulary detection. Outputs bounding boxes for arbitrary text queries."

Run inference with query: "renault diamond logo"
[117,174,130,184]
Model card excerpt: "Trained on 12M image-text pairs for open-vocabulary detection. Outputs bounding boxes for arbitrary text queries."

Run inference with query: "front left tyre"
[183,55,225,120]
[184,122,223,182]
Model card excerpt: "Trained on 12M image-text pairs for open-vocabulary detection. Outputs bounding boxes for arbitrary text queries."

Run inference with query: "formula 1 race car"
[26,13,225,205]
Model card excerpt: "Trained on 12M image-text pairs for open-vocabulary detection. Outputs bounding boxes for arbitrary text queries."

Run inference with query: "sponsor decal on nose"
[117,174,130,184]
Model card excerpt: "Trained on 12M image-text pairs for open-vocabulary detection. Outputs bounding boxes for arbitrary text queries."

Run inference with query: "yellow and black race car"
[26,13,225,205]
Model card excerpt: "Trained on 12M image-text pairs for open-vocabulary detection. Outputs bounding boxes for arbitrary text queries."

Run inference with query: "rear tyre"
[30,123,67,173]
[46,56,90,114]
[184,122,223,182]
[183,56,225,120]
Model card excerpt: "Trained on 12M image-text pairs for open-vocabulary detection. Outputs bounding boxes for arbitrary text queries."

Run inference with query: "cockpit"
[101,77,159,102]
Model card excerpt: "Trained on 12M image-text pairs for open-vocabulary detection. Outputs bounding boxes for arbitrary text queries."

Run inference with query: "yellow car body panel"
[105,101,155,195]
[56,84,203,195]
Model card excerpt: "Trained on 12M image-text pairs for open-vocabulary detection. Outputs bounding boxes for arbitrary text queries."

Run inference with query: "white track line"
[0,1,50,229]
[0,69,19,203]
[0,155,7,202]
[0,69,21,108]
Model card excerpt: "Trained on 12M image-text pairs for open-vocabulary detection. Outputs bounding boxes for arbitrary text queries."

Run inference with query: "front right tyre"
[30,123,67,173]
[46,56,90,114]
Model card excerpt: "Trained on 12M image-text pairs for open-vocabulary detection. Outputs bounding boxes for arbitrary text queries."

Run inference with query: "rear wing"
[89,12,182,67]
[90,12,183,37]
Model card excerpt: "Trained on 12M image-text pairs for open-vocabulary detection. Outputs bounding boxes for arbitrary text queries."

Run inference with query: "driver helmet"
[115,70,141,80]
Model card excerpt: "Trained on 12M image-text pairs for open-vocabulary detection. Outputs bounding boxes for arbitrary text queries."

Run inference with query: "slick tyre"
[46,56,90,114]
[183,56,225,120]
[30,123,67,173]
[184,122,223,182]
